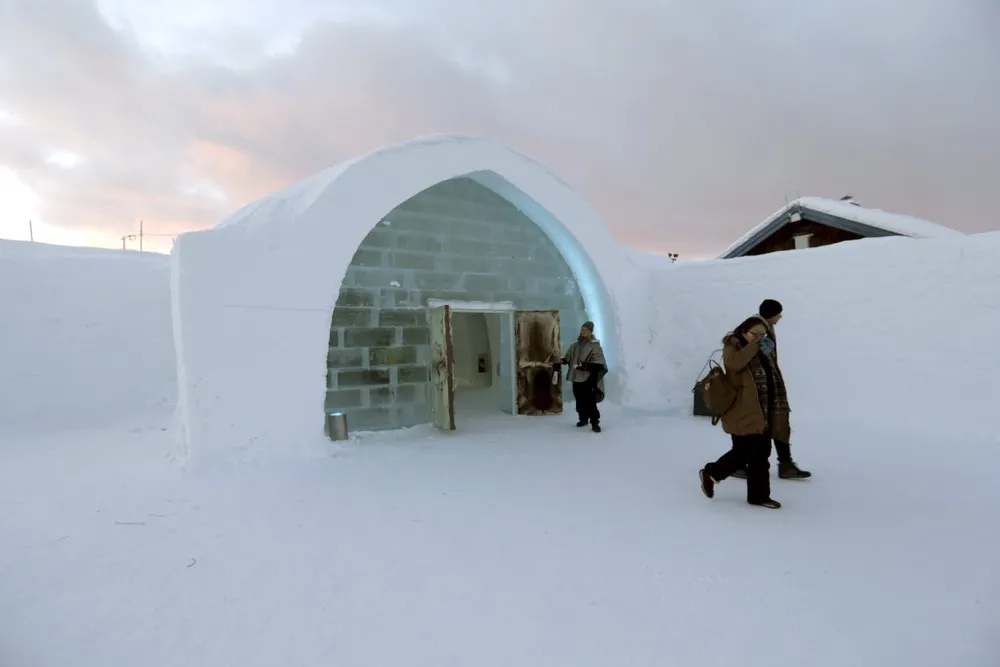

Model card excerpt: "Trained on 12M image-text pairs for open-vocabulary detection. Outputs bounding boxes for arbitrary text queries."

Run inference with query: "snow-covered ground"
[2,233,999,666]
[2,409,997,666]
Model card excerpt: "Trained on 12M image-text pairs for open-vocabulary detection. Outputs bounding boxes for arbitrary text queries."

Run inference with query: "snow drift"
[0,240,176,433]
[4,232,997,451]
[634,232,1000,442]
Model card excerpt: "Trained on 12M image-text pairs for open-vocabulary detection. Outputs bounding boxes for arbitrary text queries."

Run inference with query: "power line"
[17,218,183,250]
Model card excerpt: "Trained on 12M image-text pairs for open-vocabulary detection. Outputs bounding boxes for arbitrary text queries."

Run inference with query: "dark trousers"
[706,431,772,503]
[572,381,600,424]
[774,439,792,464]
[738,423,791,469]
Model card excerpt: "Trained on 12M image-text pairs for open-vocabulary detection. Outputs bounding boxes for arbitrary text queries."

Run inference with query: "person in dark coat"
[730,299,812,480]
[699,317,782,509]
[554,321,607,432]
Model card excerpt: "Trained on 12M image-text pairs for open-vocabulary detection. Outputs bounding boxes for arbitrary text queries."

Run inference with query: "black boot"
[749,498,781,509]
[591,422,601,433]
[699,468,715,499]
[576,419,588,427]
[778,461,811,479]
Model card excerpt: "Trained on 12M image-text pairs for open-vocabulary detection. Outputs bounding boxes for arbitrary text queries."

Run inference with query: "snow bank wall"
[172,135,633,457]
[0,240,176,433]
[638,233,1000,440]
[170,226,333,458]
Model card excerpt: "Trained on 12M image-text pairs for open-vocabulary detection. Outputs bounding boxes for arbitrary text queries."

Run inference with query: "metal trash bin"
[326,412,349,441]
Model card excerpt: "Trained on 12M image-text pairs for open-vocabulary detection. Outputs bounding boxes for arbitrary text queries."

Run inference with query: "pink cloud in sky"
[1,0,998,256]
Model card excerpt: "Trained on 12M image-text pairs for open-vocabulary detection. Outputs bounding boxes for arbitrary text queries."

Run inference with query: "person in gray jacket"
[555,321,607,432]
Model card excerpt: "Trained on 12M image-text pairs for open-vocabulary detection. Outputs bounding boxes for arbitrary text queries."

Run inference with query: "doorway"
[450,310,514,416]
[427,300,563,431]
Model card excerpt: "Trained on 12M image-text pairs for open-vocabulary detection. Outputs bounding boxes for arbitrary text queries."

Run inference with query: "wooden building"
[719,196,963,259]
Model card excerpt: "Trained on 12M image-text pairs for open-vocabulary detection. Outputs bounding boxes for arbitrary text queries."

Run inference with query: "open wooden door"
[428,305,456,431]
[497,312,517,414]
[514,310,562,415]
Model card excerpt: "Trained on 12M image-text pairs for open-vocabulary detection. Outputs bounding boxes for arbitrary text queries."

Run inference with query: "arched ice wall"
[170,135,643,457]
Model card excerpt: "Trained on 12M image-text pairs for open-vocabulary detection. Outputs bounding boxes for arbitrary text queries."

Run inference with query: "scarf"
[753,317,790,413]
[761,350,790,414]
[736,337,789,430]
[752,352,790,420]
[750,356,772,429]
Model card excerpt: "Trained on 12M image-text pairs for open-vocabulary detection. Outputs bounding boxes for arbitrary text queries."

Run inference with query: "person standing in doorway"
[555,322,607,432]
[699,317,782,509]
[731,299,811,480]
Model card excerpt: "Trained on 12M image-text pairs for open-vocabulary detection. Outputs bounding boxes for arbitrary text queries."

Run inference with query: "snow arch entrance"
[171,135,629,455]
[325,176,593,430]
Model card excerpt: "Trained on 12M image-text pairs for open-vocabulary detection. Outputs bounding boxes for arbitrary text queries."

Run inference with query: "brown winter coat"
[720,334,768,436]
[720,332,792,442]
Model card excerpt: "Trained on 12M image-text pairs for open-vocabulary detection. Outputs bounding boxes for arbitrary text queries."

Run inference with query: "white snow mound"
[0,240,176,433]
[633,231,1000,442]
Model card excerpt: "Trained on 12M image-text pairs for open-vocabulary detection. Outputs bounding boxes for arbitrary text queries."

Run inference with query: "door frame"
[427,299,515,313]
[426,299,517,415]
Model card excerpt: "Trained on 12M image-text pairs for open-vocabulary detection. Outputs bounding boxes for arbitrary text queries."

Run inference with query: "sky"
[0,0,998,257]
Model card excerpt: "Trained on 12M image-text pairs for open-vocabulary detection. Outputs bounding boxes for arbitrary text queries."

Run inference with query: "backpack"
[693,358,738,426]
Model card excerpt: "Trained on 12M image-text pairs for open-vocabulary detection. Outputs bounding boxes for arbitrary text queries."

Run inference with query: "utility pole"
[28,220,33,241]
[139,220,143,251]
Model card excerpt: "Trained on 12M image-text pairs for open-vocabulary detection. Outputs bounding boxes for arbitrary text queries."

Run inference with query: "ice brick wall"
[325,177,589,430]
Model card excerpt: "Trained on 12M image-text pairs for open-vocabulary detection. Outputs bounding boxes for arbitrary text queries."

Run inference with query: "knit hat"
[758,299,783,320]
[581,321,595,331]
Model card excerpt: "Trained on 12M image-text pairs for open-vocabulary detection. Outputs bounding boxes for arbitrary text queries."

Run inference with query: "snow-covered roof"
[198,134,626,363]
[718,196,964,259]
[213,134,580,234]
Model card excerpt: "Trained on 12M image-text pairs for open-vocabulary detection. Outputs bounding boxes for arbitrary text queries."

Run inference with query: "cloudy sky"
[0,0,998,256]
